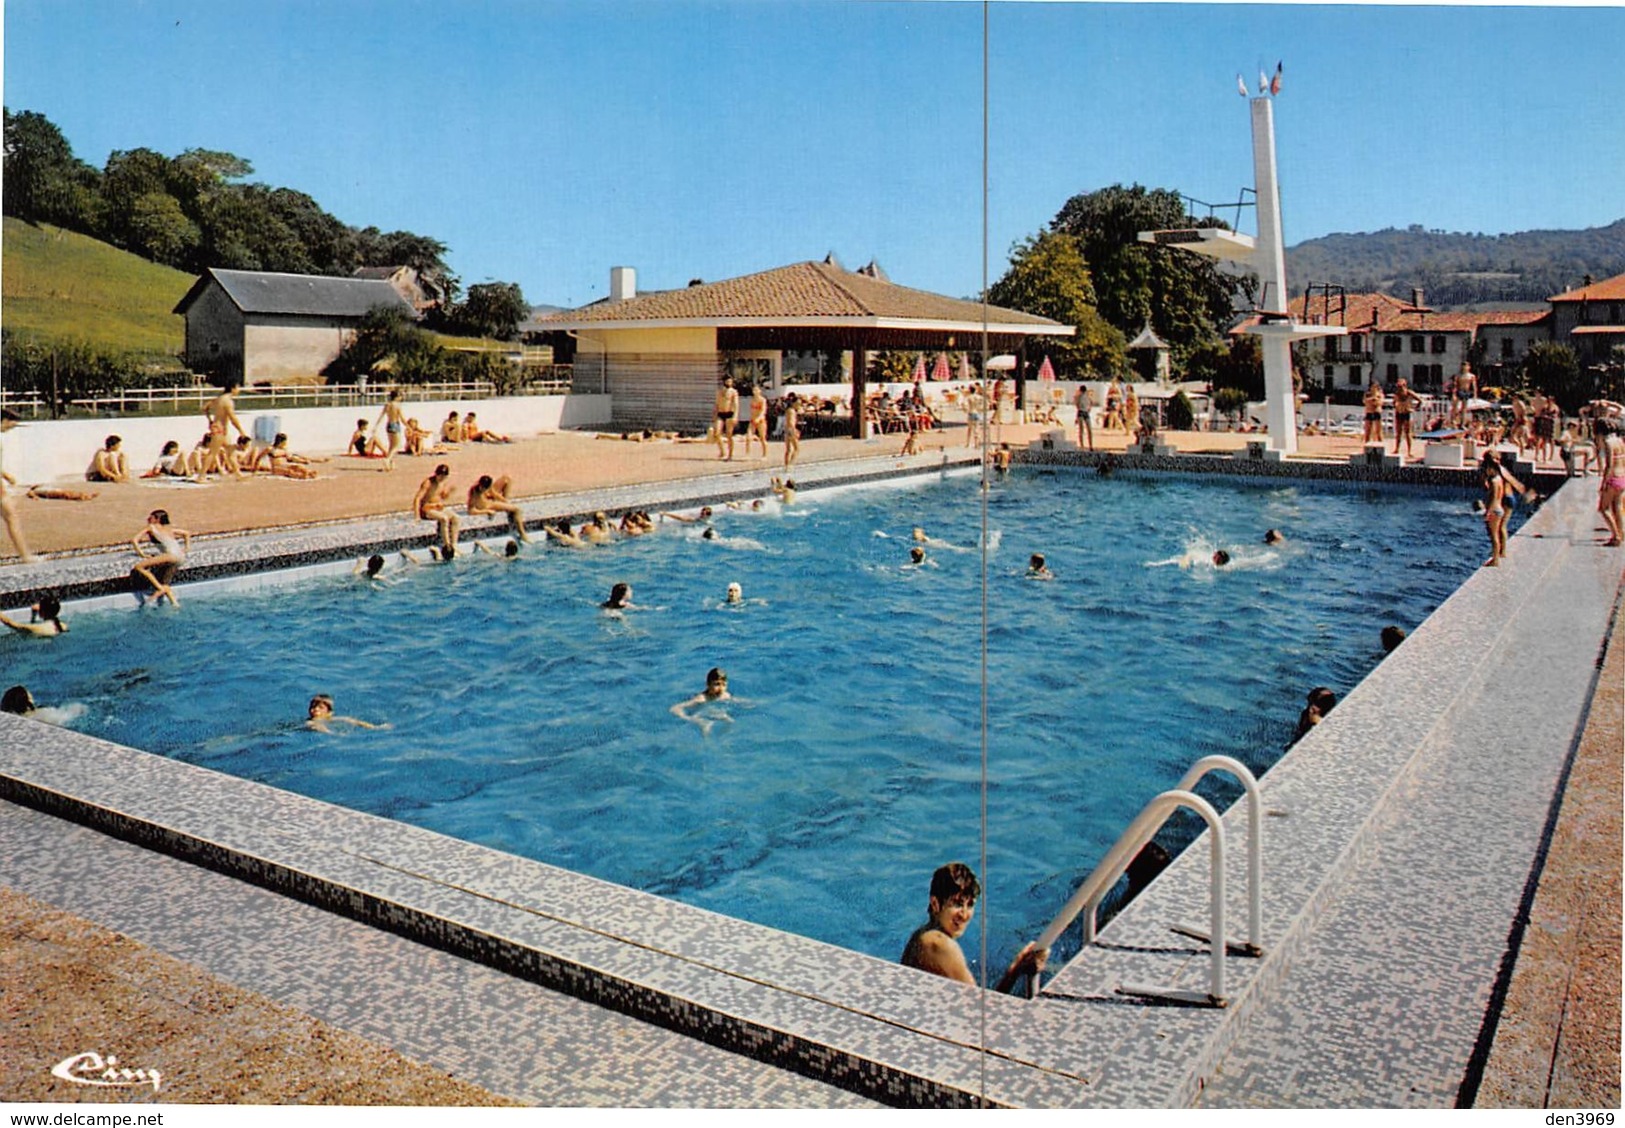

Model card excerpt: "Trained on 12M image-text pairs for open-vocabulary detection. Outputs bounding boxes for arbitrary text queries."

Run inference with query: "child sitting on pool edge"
[900,862,1047,993]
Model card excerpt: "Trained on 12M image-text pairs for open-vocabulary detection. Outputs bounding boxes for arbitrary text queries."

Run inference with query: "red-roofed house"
[1282,289,1550,393]
[1549,271,1625,367]
[533,259,1071,432]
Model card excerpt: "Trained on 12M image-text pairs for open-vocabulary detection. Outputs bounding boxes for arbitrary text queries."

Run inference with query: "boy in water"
[1026,553,1054,580]
[671,667,732,735]
[900,862,1047,993]
[306,694,390,733]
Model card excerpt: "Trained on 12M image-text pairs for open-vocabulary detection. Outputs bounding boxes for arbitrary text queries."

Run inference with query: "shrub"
[1165,390,1194,431]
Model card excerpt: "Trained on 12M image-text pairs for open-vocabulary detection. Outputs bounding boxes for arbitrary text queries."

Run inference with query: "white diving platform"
[1138,227,1257,262]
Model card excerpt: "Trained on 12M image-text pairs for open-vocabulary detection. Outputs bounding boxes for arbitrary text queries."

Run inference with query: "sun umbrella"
[930,353,951,382]
[1037,356,1056,382]
[959,354,972,381]
[912,354,927,384]
[1465,397,1496,412]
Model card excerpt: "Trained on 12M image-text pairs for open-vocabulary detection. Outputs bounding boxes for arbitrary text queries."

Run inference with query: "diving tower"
[1140,80,1344,456]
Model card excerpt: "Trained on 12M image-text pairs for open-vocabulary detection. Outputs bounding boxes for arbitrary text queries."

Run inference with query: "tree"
[1211,334,1265,402]
[128,191,200,267]
[1050,184,1245,362]
[447,282,529,340]
[323,305,446,385]
[1522,342,1585,413]
[988,230,1127,378]
[3,108,103,229]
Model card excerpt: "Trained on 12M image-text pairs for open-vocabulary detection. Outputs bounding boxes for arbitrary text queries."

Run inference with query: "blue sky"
[5,1,1622,308]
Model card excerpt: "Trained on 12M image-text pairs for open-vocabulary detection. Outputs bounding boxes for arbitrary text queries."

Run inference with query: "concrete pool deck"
[1,431,1619,1107]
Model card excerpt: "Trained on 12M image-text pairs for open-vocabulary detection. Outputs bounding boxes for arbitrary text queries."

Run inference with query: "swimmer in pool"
[660,506,714,524]
[306,694,390,733]
[900,862,1047,993]
[2,684,36,714]
[908,546,927,566]
[771,478,796,504]
[602,582,636,611]
[725,582,743,604]
[354,554,389,581]
[1026,553,1054,580]
[473,539,522,558]
[1263,529,1284,545]
[545,519,587,548]
[671,667,733,735]
[0,593,67,636]
[1211,550,1231,567]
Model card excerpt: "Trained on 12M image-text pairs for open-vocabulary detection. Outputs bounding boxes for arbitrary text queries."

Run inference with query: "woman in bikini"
[373,389,406,471]
[1479,450,1529,567]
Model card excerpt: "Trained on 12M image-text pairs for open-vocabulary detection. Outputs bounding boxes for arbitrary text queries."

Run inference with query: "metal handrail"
[1173,756,1262,954]
[1027,757,1265,1006]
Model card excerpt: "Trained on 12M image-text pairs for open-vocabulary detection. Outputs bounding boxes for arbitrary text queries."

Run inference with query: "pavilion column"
[851,347,868,439]
[1015,350,1028,414]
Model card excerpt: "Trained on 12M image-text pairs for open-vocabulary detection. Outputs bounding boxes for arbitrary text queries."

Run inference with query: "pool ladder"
[1026,755,1264,1007]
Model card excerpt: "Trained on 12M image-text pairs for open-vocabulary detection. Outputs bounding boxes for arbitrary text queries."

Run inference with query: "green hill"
[2,217,193,355]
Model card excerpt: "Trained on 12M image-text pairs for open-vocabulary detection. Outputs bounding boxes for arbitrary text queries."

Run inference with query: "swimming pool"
[5,469,1496,978]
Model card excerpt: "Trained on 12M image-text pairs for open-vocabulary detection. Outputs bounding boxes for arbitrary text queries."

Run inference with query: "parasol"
[930,353,952,382]
[911,354,927,384]
[1037,356,1056,382]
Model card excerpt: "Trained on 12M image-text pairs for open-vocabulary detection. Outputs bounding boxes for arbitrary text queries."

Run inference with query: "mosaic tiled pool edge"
[0,445,1569,611]
[1,455,1616,1107]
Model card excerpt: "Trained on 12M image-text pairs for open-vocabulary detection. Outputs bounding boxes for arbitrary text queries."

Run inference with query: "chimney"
[1411,287,1425,309]
[610,266,636,302]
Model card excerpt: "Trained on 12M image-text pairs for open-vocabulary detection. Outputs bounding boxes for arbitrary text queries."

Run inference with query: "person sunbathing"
[86,435,130,483]
[144,441,192,479]
[440,411,465,444]
[27,486,99,501]
[461,412,512,443]
[252,433,326,478]
[404,417,449,456]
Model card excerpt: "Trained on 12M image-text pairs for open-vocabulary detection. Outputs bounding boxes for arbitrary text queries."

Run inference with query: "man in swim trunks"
[714,378,739,461]
[0,410,36,563]
[900,862,1047,993]
[413,463,460,558]
[1391,377,1422,461]
[782,393,801,468]
[1362,381,1385,445]
[745,384,770,459]
[1452,362,1476,427]
[203,385,249,479]
[1073,383,1095,450]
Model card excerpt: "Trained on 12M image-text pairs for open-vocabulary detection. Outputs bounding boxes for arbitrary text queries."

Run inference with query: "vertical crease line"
[978,0,991,1105]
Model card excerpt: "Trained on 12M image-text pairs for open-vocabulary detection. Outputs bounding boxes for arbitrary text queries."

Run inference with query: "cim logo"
[51,1051,163,1093]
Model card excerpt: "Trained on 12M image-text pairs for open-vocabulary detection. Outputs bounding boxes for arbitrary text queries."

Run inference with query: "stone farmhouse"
[174,267,414,386]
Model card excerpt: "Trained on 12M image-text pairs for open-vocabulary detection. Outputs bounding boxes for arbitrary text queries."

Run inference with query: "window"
[1431,364,1443,383]
[1386,363,1399,380]
[1431,335,1446,354]
[1501,338,1514,359]
[1349,333,1364,355]
[1348,365,1362,383]
[1412,364,1427,382]
[1612,304,1621,323]
[1384,335,1402,353]
[1410,335,1425,353]
[1323,365,1334,378]
[1324,338,1339,359]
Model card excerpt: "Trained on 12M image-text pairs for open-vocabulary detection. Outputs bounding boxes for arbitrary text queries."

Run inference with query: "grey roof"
[174,268,414,319]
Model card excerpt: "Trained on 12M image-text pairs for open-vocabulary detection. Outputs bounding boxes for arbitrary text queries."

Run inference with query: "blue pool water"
[5,469,1495,975]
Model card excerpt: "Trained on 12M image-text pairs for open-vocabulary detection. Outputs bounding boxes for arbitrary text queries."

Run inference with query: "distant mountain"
[1284,219,1625,308]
